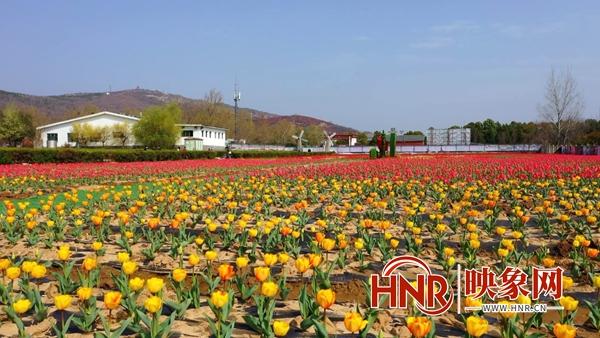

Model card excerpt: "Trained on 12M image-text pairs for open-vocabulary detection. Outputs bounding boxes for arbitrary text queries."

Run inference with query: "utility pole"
[234,82,240,142]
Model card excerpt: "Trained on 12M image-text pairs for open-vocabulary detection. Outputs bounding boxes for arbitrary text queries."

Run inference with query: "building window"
[47,133,58,141]
[182,130,193,137]
[67,133,75,142]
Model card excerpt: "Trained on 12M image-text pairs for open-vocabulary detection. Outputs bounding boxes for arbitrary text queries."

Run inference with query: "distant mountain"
[0,88,357,133]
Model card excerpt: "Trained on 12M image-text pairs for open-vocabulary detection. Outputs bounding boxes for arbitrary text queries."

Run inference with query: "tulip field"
[0,153,599,337]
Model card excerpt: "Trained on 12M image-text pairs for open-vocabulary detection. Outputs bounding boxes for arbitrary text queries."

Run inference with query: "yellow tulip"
[236,256,249,268]
[0,258,10,270]
[205,250,218,261]
[54,294,72,310]
[248,228,258,237]
[146,277,164,294]
[278,253,290,264]
[562,276,574,290]
[295,257,310,273]
[354,239,364,250]
[344,311,368,333]
[464,296,482,309]
[22,261,36,273]
[172,268,187,283]
[316,289,335,309]
[273,320,290,337]
[559,296,578,311]
[210,290,229,308]
[466,316,488,337]
[129,277,145,291]
[144,296,163,313]
[12,299,32,315]
[92,241,103,251]
[6,266,20,280]
[188,253,200,266]
[122,260,137,275]
[77,287,93,301]
[82,257,97,271]
[261,281,279,298]
[117,252,130,263]
[321,238,336,251]
[516,294,531,306]
[593,275,600,288]
[30,264,47,279]
[57,246,71,261]
[264,253,278,266]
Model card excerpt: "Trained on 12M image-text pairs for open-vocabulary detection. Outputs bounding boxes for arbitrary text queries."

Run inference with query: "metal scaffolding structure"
[426,128,471,145]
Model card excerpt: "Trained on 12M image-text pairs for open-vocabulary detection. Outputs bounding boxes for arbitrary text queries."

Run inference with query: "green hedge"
[0,148,330,164]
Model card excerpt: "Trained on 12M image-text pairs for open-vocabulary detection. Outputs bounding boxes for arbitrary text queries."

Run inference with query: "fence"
[231,144,544,154]
[558,145,600,155]
[329,144,543,154]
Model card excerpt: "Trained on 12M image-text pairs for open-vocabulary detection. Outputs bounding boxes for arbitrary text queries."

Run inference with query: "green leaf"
[311,318,329,338]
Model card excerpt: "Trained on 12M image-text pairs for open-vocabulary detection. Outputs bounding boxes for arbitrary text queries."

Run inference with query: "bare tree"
[538,68,584,145]
[97,126,112,147]
[112,123,131,147]
[204,88,223,105]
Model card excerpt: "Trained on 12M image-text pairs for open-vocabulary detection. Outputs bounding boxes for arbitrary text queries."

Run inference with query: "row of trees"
[70,122,131,147]
[462,119,600,145]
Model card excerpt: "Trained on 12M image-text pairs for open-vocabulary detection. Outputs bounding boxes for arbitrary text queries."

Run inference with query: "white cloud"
[352,35,371,42]
[410,37,454,49]
[492,22,565,38]
[431,21,479,33]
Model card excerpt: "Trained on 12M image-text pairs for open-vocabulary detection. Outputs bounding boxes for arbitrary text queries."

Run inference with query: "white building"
[36,111,227,150]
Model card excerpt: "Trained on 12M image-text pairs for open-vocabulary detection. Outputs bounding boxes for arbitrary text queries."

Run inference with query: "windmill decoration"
[323,130,336,152]
[291,130,307,151]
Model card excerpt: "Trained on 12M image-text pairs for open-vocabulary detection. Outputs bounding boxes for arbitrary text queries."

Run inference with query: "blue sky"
[1,1,599,131]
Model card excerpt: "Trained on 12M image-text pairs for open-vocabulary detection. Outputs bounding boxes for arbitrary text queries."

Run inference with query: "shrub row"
[0,148,330,164]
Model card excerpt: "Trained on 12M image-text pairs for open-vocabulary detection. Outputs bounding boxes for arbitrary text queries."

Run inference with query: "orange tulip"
[254,266,270,282]
[406,317,432,338]
[104,291,122,310]
[218,264,235,281]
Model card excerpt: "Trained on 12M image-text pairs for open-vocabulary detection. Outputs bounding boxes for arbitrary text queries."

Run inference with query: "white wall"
[176,126,227,150]
[38,114,138,148]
